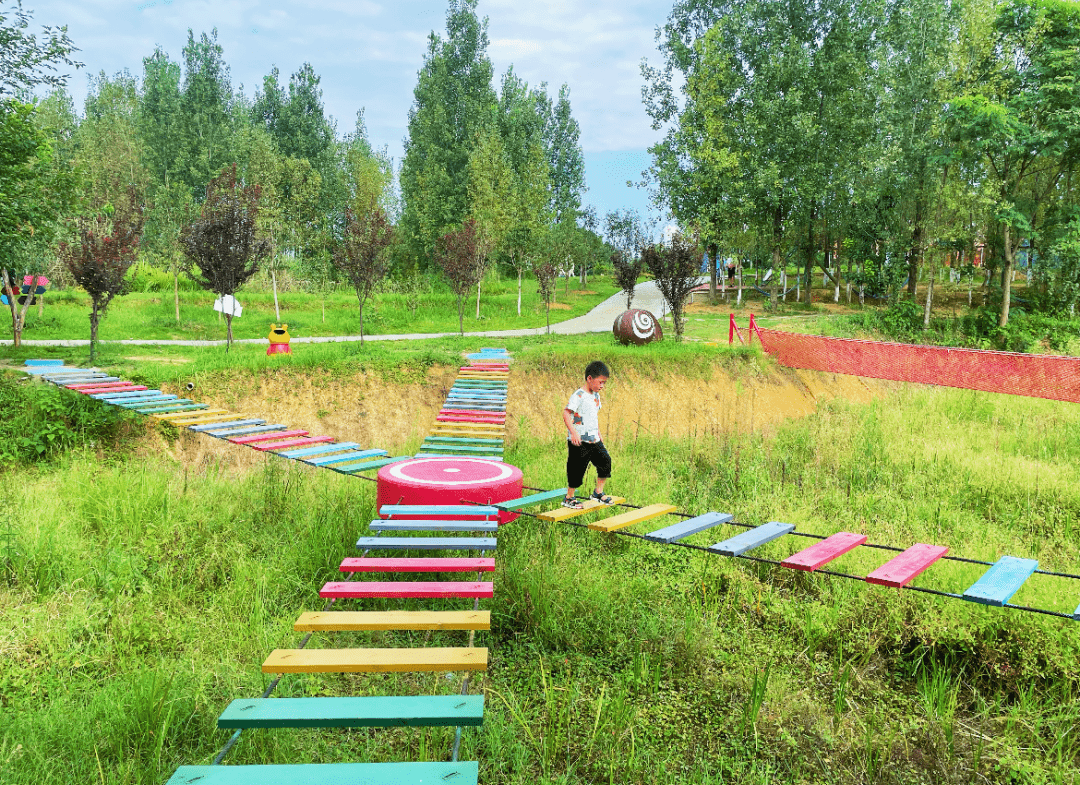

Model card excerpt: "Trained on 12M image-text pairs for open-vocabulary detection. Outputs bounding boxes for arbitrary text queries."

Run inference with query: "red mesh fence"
[756,328,1080,404]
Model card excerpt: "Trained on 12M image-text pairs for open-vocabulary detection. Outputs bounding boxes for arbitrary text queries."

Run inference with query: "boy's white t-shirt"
[566,387,602,442]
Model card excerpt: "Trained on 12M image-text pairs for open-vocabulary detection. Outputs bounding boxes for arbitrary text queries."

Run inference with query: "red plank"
[866,543,949,588]
[75,385,147,393]
[253,436,334,452]
[67,382,133,389]
[460,366,509,371]
[438,409,506,417]
[230,429,308,444]
[340,557,496,573]
[780,532,867,572]
[319,581,493,599]
[436,414,506,423]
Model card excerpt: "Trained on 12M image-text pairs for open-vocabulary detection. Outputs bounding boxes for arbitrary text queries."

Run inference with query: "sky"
[26,0,676,228]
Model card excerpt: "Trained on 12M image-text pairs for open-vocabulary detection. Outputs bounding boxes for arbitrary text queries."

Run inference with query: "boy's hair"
[585,360,610,379]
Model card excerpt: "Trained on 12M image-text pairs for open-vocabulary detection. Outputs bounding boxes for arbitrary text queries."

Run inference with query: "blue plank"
[92,389,160,399]
[369,519,500,533]
[709,522,795,557]
[381,504,499,518]
[24,359,64,366]
[37,369,98,377]
[167,762,479,785]
[494,488,568,510]
[962,556,1039,607]
[190,418,265,432]
[217,695,485,728]
[305,448,388,466]
[419,444,504,454]
[646,512,734,543]
[101,393,172,403]
[279,442,360,459]
[333,457,409,474]
[136,403,208,413]
[357,536,497,551]
[1073,602,1080,622]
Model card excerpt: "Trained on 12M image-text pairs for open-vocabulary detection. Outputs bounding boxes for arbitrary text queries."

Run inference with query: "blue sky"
[27,0,674,226]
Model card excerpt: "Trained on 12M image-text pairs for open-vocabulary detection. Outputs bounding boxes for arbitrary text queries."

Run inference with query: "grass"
[2,341,1080,784]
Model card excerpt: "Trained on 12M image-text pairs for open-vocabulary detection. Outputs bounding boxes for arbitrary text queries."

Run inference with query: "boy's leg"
[565,442,590,507]
[590,443,613,501]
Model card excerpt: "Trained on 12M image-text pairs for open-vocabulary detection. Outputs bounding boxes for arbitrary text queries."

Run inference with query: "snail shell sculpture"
[612,309,663,346]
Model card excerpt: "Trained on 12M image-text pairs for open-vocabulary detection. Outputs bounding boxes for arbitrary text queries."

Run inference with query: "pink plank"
[319,580,493,599]
[229,429,308,444]
[340,557,496,573]
[781,532,867,572]
[437,413,506,421]
[75,385,147,393]
[67,382,133,389]
[866,543,949,588]
[460,366,509,371]
[439,409,506,417]
[252,436,334,452]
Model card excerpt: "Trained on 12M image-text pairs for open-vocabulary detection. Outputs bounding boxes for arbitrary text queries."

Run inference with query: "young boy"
[562,360,614,509]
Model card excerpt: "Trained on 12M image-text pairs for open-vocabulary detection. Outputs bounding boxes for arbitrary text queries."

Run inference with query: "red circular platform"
[376,457,523,524]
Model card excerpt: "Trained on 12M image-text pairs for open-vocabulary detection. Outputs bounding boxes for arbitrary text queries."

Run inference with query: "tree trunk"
[517,268,522,316]
[89,304,100,364]
[709,247,717,305]
[907,198,924,299]
[804,216,814,305]
[476,280,481,320]
[174,266,180,325]
[545,302,551,334]
[272,269,281,322]
[736,264,743,307]
[458,294,464,336]
[3,270,22,348]
[225,313,233,352]
[999,224,1015,327]
[923,252,936,329]
[771,208,782,307]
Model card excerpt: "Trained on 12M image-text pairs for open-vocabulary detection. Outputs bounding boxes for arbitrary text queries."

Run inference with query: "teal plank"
[419,444,503,454]
[646,512,733,543]
[357,536,496,551]
[92,390,158,399]
[424,436,503,445]
[369,519,499,533]
[305,448,388,466]
[190,418,265,432]
[279,442,360,459]
[494,488,568,510]
[381,504,498,518]
[333,456,408,473]
[107,395,174,405]
[24,359,64,366]
[962,556,1039,607]
[710,522,795,557]
[119,398,191,408]
[207,424,287,438]
[414,453,502,459]
[217,695,484,728]
[167,762,479,785]
[136,403,208,414]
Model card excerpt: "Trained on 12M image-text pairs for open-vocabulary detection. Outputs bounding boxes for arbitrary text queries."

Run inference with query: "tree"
[0,0,81,97]
[642,233,700,338]
[178,30,235,196]
[181,165,270,350]
[75,70,150,211]
[333,201,394,344]
[466,125,513,318]
[435,218,484,336]
[59,194,143,362]
[611,250,644,309]
[138,47,184,189]
[537,83,585,224]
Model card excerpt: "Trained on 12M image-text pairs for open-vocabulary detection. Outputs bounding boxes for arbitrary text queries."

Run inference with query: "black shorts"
[566,440,612,488]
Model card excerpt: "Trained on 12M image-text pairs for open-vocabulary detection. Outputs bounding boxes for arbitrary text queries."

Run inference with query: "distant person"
[562,360,614,509]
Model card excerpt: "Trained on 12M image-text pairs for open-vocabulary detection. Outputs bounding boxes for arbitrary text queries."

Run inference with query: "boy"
[562,360,614,509]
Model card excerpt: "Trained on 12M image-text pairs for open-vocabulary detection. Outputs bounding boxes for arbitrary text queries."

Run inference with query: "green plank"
[333,456,409,474]
[496,488,569,510]
[167,762,478,785]
[424,436,504,445]
[135,403,208,414]
[217,695,484,728]
[419,443,504,454]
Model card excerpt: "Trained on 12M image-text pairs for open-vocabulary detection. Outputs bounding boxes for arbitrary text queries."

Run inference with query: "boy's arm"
[563,408,581,446]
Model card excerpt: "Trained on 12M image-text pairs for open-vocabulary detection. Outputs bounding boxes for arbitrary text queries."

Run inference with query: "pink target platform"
[376,457,523,525]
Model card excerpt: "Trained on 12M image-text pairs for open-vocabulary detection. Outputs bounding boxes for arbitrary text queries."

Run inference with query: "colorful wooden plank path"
[368,519,500,533]
[589,503,678,533]
[866,544,949,588]
[356,536,496,551]
[230,429,308,444]
[253,435,334,451]
[295,610,491,631]
[278,442,360,459]
[339,557,496,573]
[646,512,733,543]
[217,695,485,728]
[262,647,488,673]
[537,497,626,522]
[319,580,494,599]
[710,522,795,557]
[962,556,1039,606]
[781,532,867,572]
[167,762,479,785]
[304,448,387,466]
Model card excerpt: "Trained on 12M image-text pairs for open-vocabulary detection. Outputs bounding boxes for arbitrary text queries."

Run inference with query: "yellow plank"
[588,503,678,533]
[153,408,228,420]
[171,412,248,426]
[294,610,491,632]
[262,647,488,674]
[536,496,626,522]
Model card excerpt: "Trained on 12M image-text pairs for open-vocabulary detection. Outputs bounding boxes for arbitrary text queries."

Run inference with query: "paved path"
[2,280,692,347]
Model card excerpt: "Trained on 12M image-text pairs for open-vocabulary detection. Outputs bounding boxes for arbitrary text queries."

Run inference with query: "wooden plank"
[69,381,131,389]
[436,416,506,424]
[262,647,488,673]
[430,430,505,440]
[781,531,867,572]
[154,408,228,420]
[253,435,334,451]
[589,503,678,533]
[118,398,191,408]
[106,395,174,404]
[229,429,308,444]
[1073,603,1080,622]
[170,412,248,426]
[494,489,568,510]
[866,544,949,588]
[305,448,387,466]
[339,557,496,573]
[536,496,626,522]
[99,392,170,401]
[190,418,265,432]
[206,423,287,437]
[319,580,493,599]
[962,556,1039,607]
[369,519,499,533]
[356,536,496,551]
[425,436,504,445]
[417,444,504,454]
[217,695,485,729]
[296,609,491,631]
[278,442,360,459]
[333,456,409,473]
[415,453,503,460]
[646,512,733,543]
[167,762,478,785]
[138,403,208,414]
[78,385,147,394]
[381,504,499,518]
[710,522,795,557]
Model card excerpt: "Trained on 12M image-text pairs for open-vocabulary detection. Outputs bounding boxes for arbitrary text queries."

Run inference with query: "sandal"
[562,496,584,510]
[591,491,614,505]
